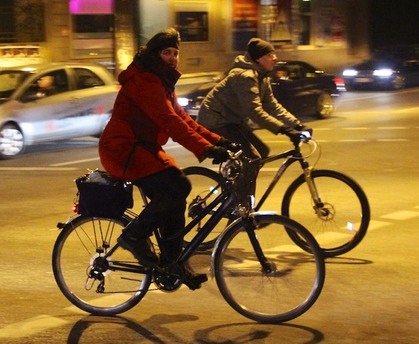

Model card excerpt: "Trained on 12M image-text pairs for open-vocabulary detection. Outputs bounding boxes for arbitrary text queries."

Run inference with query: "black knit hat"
[146,28,180,52]
[247,38,275,61]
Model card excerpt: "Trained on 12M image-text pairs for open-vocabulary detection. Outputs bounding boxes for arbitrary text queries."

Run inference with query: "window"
[0,0,15,43]
[70,0,114,59]
[299,0,312,45]
[177,12,209,42]
[74,68,105,89]
[22,70,69,102]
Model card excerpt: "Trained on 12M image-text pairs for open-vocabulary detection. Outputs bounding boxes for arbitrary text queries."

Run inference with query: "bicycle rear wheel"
[52,215,152,315]
[282,169,370,257]
[213,214,325,323]
[182,166,229,250]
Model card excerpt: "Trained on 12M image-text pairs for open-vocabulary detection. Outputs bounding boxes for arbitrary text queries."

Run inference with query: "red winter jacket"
[99,62,220,181]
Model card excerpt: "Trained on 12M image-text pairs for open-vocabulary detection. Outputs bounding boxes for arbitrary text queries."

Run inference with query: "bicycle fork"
[302,166,331,219]
[242,216,276,274]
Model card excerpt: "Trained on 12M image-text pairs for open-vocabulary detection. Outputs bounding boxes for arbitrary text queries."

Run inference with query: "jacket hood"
[118,62,138,85]
[231,53,268,75]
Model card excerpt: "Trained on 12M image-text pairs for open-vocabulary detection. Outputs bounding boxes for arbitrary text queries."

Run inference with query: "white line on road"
[50,157,100,167]
[380,210,419,221]
[377,139,409,142]
[0,315,69,339]
[0,167,78,171]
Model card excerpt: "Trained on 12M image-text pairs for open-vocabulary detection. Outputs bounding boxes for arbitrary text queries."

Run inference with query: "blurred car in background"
[342,45,419,90]
[270,60,339,118]
[176,72,223,119]
[177,60,339,120]
[0,63,119,159]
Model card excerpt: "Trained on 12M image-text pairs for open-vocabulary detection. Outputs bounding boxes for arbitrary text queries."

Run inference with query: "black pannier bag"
[75,169,134,218]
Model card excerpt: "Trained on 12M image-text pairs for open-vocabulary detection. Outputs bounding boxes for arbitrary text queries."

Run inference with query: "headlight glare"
[177,97,189,107]
[343,69,358,77]
[373,69,393,77]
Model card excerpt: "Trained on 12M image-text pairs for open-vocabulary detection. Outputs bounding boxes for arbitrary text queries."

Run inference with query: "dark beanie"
[146,28,180,52]
[247,38,275,61]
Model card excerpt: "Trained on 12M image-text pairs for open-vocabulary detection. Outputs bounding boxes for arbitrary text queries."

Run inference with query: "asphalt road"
[0,88,419,343]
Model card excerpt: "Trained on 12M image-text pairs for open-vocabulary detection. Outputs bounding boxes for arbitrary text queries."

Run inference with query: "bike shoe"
[182,265,208,290]
[117,234,158,267]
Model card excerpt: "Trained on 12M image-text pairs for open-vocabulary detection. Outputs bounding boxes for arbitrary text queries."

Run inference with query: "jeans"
[132,167,191,262]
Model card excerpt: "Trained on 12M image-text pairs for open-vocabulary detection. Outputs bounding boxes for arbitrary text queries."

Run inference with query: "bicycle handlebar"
[300,130,312,143]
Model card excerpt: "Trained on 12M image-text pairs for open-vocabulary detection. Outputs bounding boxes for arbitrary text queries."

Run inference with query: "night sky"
[369,0,419,49]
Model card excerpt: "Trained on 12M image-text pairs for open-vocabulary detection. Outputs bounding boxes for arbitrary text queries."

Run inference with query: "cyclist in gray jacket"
[197,37,311,196]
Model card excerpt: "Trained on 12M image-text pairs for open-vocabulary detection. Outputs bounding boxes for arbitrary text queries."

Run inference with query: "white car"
[0,63,120,159]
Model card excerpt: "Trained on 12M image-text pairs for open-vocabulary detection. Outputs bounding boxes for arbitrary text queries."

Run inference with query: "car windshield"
[0,71,30,103]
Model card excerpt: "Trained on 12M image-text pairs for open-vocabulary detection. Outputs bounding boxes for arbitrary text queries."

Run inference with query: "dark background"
[369,0,419,49]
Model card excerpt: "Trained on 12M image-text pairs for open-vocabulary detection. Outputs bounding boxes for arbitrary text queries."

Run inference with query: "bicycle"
[182,133,370,257]
[52,150,325,324]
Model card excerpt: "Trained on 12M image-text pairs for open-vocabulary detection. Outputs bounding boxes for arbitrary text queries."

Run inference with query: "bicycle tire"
[52,215,152,315]
[212,213,325,323]
[182,166,228,250]
[282,169,370,257]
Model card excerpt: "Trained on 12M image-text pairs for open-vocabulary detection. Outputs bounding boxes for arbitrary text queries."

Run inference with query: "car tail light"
[333,77,346,91]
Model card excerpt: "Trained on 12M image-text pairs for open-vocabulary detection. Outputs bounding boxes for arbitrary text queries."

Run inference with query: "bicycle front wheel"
[282,169,370,257]
[52,216,152,315]
[182,166,229,250]
[213,214,325,323]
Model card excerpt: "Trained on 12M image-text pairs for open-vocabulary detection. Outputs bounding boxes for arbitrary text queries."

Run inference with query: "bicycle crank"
[153,263,183,292]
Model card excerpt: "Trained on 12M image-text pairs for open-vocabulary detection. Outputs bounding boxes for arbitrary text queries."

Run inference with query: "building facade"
[0,0,370,75]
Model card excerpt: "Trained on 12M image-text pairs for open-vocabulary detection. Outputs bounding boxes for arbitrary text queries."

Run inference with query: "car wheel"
[0,123,25,159]
[317,92,335,119]
[391,75,405,90]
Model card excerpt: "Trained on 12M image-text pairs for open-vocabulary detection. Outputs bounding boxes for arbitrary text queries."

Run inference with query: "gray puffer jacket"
[197,53,301,133]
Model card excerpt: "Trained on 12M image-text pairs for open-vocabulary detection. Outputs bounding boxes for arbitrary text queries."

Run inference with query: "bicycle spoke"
[52,216,151,315]
[213,214,324,323]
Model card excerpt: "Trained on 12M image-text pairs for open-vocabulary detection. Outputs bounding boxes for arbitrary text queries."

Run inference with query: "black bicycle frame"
[254,145,311,212]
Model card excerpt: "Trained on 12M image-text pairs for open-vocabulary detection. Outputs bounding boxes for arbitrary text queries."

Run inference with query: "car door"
[16,68,77,143]
[271,62,314,115]
[64,67,118,137]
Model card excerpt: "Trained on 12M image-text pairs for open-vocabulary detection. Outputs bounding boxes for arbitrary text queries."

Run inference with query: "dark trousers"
[132,167,191,262]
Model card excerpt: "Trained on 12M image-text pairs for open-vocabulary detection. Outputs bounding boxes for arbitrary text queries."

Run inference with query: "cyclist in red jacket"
[99,28,231,290]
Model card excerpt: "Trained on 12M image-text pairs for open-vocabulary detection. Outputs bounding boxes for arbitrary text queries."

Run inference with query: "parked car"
[342,45,419,90]
[177,60,339,120]
[0,63,120,159]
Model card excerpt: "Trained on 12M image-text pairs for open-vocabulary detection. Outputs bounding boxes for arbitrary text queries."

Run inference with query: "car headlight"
[177,97,189,107]
[373,68,393,77]
[343,69,358,77]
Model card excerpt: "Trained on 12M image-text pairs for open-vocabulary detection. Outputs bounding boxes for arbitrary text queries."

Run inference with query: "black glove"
[217,137,241,152]
[279,126,302,145]
[295,124,313,137]
[204,146,230,164]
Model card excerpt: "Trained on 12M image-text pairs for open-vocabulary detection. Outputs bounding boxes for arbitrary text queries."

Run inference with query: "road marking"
[377,127,407,130]
[380,210,419,221]
[0,315,69,339]
[367,220,391,231]
[0,167,77,171]
[50,157,99,167]
[377,139,409,142]
[339,139,368,142]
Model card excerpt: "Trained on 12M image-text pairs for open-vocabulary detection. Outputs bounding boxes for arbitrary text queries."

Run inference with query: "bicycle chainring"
[152,263,183,292]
